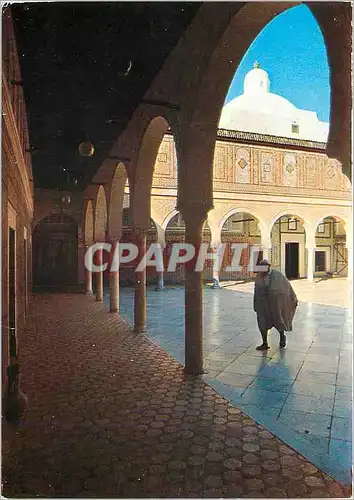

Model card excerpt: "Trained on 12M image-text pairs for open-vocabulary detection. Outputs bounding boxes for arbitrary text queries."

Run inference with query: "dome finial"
[254,61,260,69]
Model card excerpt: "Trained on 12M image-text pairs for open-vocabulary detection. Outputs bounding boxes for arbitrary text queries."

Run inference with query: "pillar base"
[184,365,205,376]
[85,290,94,296]
[110,308,119,313]
[155,286,165,292]
[134,325,147,334]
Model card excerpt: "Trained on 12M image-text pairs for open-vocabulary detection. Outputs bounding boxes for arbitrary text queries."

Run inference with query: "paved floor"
[2,293,351,497]
[116,278,352,485]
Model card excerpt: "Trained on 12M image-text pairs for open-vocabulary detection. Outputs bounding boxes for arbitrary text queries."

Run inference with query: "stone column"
[183,208,207,375]
[77,241,86,285]
[212,245,221,288]
[85,264,93,295]
[347,247,353,282]
[109,242,119,313]
[95,247,104,302]
[155,243,165,291]
[134,228,147,333]
[156,271,165,291]
[262,247,271,262]
[307,247,315,282]
[84,244,93,294]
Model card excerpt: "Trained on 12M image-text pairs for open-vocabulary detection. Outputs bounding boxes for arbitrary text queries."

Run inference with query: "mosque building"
[3,6,353,489]
[119,63,351,286]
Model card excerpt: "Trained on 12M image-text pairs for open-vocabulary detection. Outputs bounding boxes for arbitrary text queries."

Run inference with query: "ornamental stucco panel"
[283,152,297,187]
[148,133,351,198]
[275,151,282,186]
[151,195,177,227]
[153,135,174,178]
[252,148,260,185]
[235,147,251,184]
[260,151,275,184]
[324,158,342,191]
[298,154,305,188]
[305,155,318,188]
[227,145,234,183]
[214,144,227,181]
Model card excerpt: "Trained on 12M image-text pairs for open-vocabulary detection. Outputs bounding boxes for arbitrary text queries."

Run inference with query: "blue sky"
[225,5,330,122]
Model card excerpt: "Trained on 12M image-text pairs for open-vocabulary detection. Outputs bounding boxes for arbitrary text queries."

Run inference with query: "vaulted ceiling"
[12,2,201,191]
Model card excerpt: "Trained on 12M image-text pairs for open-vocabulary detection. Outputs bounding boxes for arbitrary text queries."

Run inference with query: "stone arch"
[107,162,128,241]
[313,213,349,235]
[186,2,350,178]
[33,203,81,231]
[132,116,171,229]
[84,200,94,246]
[314,215,348,276]
[218,207,270,248]
[162,209,179,230]
[212,209,266,281]
[32,213,78,287]
[94,185,108,242]
[269,210,310,235]
[270,211,308,279]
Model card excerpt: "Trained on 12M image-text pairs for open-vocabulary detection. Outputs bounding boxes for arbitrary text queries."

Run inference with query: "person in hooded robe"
[253,259,298,350]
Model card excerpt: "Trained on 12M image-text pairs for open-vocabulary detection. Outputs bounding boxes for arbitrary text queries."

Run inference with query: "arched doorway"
[271,214,306,279]
[220,211,262,281]
[119,208,158,286]
[33,213,78,287]
[163,212,211,284]
[315,216,347,277]
[107,162,128,241]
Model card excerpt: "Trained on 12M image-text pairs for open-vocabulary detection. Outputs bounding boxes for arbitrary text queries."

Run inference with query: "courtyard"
[116,277,352,484]
[2,291,351,498]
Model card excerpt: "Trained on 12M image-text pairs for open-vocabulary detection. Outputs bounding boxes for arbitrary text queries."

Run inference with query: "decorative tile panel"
[154,138,173,177]
[324,159,341,190]
[214,144,227,180]
[283,152,297,187]
[252,148,259,184]
[157,152,167,163]
[260,152,274,184]
[305,155,318,188]
[235,147,251,184]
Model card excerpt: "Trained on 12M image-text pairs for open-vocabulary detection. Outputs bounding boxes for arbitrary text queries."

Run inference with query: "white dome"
[244,64,270,94]
[221,92,296,119]
[218,62,329,142]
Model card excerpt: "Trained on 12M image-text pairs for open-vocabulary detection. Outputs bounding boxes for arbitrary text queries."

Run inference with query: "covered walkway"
[2,293,350,498]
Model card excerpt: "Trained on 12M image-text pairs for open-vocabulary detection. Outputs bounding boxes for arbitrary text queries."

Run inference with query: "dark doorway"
[24,237,28,312]
[33,214,78,287]
[315,251,326,272]
[9,227,17,358]
[285,242,299,279]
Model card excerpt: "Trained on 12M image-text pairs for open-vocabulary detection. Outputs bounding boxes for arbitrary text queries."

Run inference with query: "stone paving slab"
[2,294,351,498]
[116,281,352,484]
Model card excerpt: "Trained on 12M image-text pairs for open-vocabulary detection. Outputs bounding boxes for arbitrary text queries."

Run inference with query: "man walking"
[253,259,298,350]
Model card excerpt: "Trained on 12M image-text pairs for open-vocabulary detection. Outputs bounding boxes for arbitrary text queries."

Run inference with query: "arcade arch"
[84,200,94,246]
[33,214,78,288]
[82,2,351,375]
[270,214,307,279]
[107,162,128,241]
[94,185,108,242]
[314,216,347,277]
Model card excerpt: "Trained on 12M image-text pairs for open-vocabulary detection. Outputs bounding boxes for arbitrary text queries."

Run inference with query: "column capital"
[177,201,213,225]
[210,241,222,250]
[132,225,148,237]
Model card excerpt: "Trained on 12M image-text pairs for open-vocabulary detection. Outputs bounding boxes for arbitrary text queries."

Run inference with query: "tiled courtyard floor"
[116,278,352,485]
[2,293,351,498]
